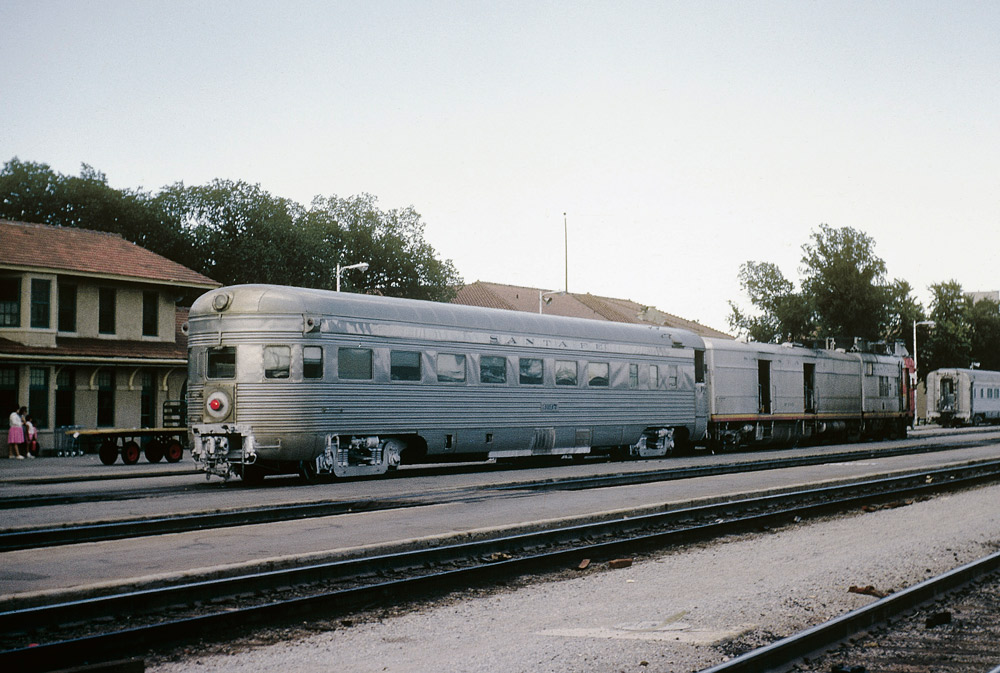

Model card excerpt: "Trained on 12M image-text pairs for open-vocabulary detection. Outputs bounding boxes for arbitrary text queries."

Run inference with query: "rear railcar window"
[263,346,291,379]
[437,354,467,382]
[391,351,421,381]
[555,360,578,386]
[480,356,507,383]
[519,358,543,385]
[339,347,373,380]
[303,346,323,379]
[207,347,236,379]
[587,362,609,387]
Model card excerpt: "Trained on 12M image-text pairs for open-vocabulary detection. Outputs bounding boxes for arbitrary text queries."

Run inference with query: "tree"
[800,224,895,342]
[154,180,315,287]
[969,297,1000,372]
[0,157,194,267]
[924,280,973,375]
[729,224,920,345]
[728,261,813,343]
[1,156,462,301]
[305,194,461,301]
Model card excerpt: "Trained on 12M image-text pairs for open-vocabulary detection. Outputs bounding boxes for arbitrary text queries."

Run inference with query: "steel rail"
[4,460,1000,671]
[3,435,997,551]
[699,550,1000,673]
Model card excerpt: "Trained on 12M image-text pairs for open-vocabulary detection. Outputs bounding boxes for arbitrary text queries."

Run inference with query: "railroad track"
[3,436,998,552]
[702,550,1000,673]
[4,459,1000,672]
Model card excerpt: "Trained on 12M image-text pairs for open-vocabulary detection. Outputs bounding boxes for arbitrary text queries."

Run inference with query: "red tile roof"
[0,220,218,288]
[453,281,733,339]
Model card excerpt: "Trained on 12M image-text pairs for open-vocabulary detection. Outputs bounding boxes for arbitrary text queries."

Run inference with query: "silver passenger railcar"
[187,285,708,482]
[704,339,909,449]
[927,368,1000,426]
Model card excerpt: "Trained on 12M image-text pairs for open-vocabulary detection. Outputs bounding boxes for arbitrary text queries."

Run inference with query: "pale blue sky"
[2,1,998,331]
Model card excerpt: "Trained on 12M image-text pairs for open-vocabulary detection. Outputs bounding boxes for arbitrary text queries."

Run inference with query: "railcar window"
[694,350,705,384]
[587,362,609,387]
[437,354,466,382]
[879,376,890,397]
[391,351,421,381]
[480,356,507,383]
[263,346,291,379]
[207,347,236,379]
[519,358,543,385]
[338,347,373,380]
[669,365,679,388]
[303,346,323,379]
[650,365,659,389]
[556,360,578,386]
[628,364,638,388]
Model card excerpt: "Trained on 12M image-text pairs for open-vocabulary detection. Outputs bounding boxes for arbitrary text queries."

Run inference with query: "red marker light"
[209,398,222,411]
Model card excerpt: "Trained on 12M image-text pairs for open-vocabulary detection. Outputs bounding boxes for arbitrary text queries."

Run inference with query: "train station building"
[0,220,220,455]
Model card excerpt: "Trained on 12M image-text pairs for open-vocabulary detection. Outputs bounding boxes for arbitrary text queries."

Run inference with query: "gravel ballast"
[150,483,1000,673]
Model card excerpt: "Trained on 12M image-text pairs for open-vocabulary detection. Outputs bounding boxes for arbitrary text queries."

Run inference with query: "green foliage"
[924,280,973,374]
[727,261,812,343]
[0,157,193,265]
[1,157,461,302]
[800,224,894,342]
[969,297,1000,372]
[730,224,919,345]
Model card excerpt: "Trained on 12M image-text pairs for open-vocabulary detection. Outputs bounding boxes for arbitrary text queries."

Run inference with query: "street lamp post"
[336,262,369,292]
[539,290,563,314]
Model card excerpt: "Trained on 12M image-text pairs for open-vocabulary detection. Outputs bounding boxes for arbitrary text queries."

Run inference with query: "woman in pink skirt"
[7,406,26,459]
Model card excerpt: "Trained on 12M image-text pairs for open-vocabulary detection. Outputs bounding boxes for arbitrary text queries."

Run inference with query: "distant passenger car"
[927,368,1000,426]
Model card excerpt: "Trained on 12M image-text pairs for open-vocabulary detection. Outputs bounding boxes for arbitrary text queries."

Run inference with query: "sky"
[2,1,998,332]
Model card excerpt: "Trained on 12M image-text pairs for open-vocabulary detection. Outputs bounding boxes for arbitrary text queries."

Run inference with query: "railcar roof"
[190,284,705,349]
[704,337,900,363]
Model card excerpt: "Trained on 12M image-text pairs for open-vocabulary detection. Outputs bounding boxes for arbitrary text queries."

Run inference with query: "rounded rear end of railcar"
[186,285,325,482]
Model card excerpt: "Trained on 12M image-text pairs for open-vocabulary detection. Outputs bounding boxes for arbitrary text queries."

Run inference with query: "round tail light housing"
[206,391,231,419]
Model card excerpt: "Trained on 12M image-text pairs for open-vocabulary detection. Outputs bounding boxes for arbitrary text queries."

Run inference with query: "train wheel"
[298,459,321,484]
[122,440,141,465]
[164,440,184,462]
[99,440,119,465]
[240,464,266,485]
[144,440,164,463]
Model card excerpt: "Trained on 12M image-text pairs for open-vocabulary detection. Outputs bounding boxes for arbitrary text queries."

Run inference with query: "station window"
[480,356,506,384]
[142,291,159,337]
[437,353,466,382]
[519,358,543,385]
[207,347,236,379]
[556,360,578,386]
[263,346,291,379]
[649,365,659,389]
[391,351,421,381]
[30,279,51,329]
[29,367,49,429]
[0,278,20,327]
[98,287,116,334]
[58,282,77,332]
[587,362,609,387]
[628,364,638,389]
[303,346,324,379]
[338,347,372,380]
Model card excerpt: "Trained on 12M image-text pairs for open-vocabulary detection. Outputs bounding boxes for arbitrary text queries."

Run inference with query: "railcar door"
[693,349,708,440]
